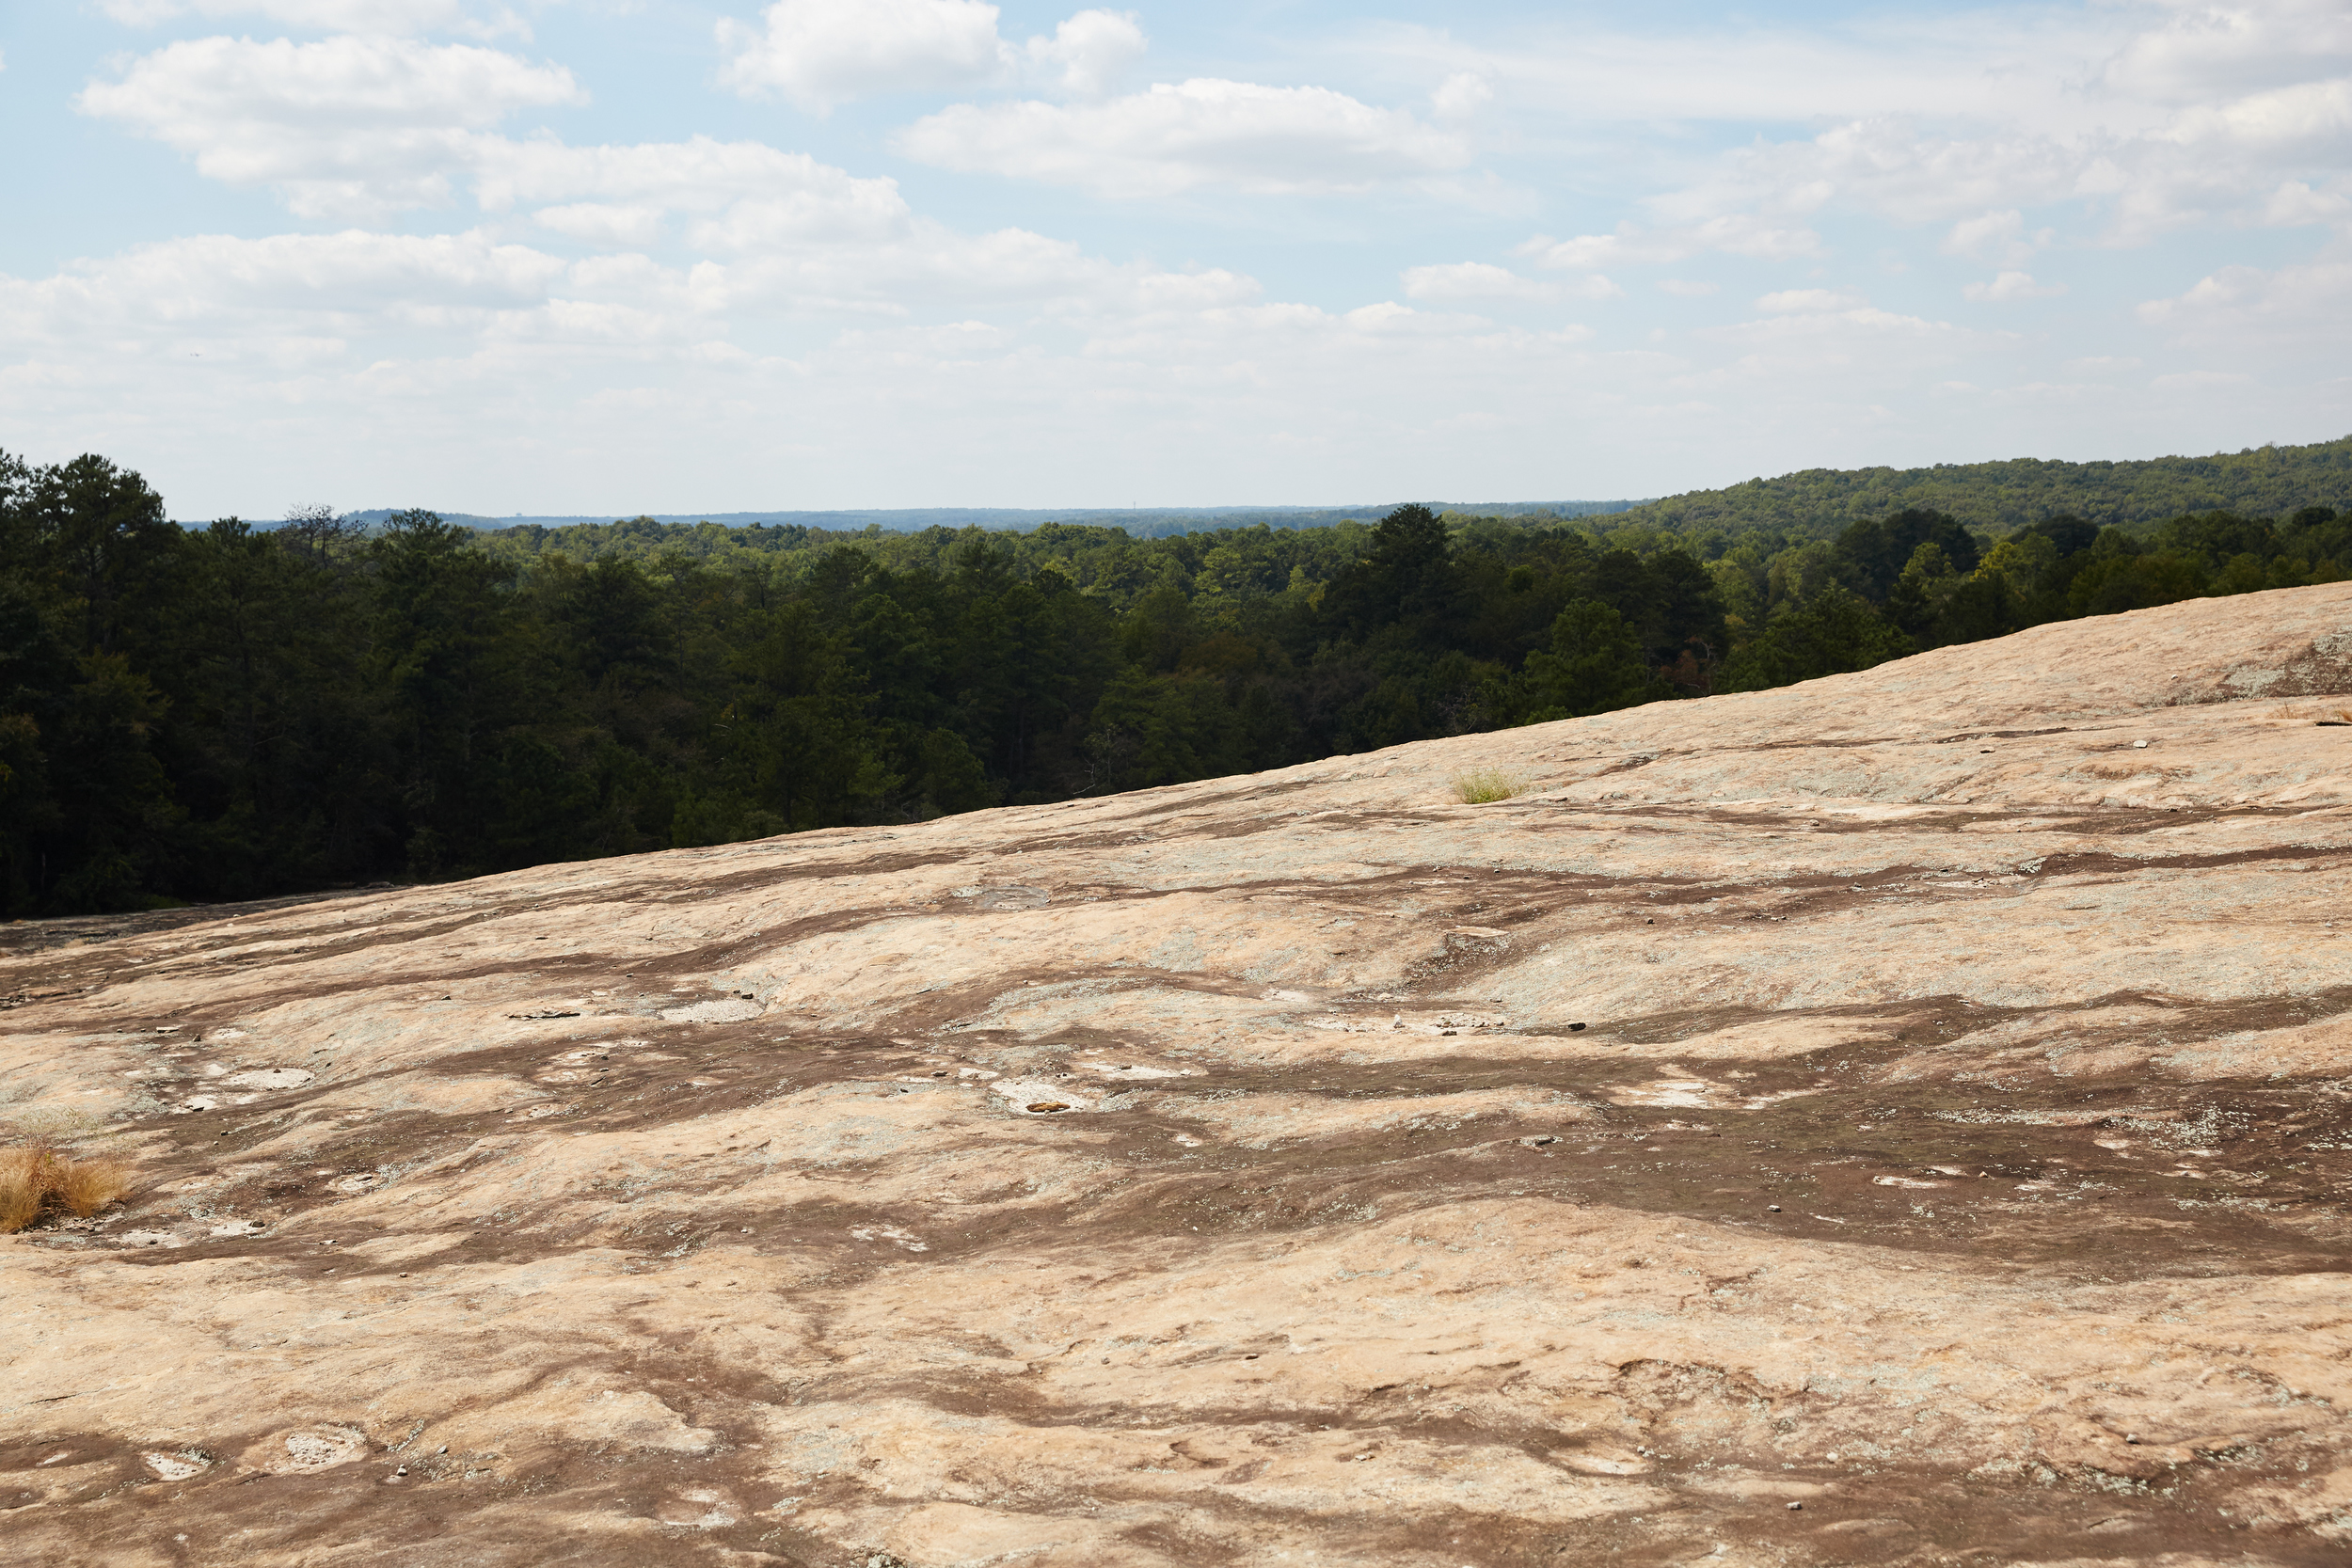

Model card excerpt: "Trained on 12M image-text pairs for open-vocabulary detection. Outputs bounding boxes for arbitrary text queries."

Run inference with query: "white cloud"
[79,36,582,218]
[1025,9,1146,98]
[896,79,1470,197]
[1400,261,1617,303]
[2161,77,2352,158]
[24,0,2352,513]
[2138,257,2352,350]
[715,1,1152,110]
[533,203,664,247]
[1519,214,1822,271]
[1431,72,1491,120]
[0,230,568,345]
[0,177,2023,518]
[1754,287,1867,314]
[715,0,1009,113]
[699,219,1121,309]
[1711,296,1966,345]
[1401,262,1543,302]
[2263,179,2352,225]
[2101,0,2352,103]
[1129,268,1259,309]
[1942,208,2053,266]
[1962,269,2065,302]
[477,136,912,237]
[82,29,918,241]
[1377,0,2352,267]
[1689,53,2352,245]
[2151,369,2253,389]
[98,0,531,37]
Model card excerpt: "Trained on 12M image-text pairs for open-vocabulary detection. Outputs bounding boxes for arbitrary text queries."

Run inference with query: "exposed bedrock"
[6,584,2352,1566]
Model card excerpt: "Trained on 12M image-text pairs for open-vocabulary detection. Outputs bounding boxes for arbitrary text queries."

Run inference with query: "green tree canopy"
[1720,586,1915,692]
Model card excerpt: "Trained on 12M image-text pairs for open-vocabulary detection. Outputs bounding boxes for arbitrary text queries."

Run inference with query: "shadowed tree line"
[2,447,2345,916]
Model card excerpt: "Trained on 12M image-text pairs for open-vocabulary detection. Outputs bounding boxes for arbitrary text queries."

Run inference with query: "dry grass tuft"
[0,1145,135,1232]
[1450,767,1532,804]
[59,1158,132,1217]
[0,1151,42,1233]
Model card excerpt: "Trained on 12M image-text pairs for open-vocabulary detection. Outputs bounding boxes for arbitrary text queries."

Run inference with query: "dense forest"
[1590,434,2352,542]
[2,444,2347,917]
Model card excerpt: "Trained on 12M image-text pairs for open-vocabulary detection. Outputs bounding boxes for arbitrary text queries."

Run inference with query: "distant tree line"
[1589,434,2352,543]
[1,445,2344,916]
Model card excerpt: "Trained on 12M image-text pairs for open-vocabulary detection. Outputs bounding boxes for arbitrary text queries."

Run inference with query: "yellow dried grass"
[59,1158,132,1217]
[0,1150,42,1233]
[0,1145,134,1232]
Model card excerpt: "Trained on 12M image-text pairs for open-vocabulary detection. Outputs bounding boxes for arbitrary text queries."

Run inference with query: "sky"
[2,0,2349,518]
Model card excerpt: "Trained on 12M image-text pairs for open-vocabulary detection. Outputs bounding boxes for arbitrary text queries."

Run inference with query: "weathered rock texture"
[7,585,2352,1568]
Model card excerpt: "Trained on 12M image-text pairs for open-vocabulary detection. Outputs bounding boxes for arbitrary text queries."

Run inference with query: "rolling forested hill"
[1580,436,2352,545]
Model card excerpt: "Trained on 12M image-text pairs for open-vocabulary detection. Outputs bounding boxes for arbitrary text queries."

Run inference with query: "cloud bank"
[8,0,2350,515]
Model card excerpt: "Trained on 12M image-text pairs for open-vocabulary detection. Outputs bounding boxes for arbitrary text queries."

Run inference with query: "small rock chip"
[1027,1101,1072,1114]
[1567,1022,1586,1032]
[1768,1205,1781,1212]
[222,1067,313,1091]
[1787,1501,1803,1511]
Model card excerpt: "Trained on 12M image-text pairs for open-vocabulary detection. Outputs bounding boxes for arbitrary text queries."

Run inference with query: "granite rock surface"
[6,584,2352,1567]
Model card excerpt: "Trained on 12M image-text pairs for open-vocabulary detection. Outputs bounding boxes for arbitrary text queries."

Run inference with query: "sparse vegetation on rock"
[1449,768,1530,803]
[0,1145,131,1231]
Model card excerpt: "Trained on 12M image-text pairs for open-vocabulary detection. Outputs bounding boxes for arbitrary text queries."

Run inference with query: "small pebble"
[1567,1022,1586,1032]
[394,1465,407,1477]
[437,1445,448,1454]
[2124,1433,2138,1444]
[1786,1500,1802,1511]
[1767,1205,1781,1212]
